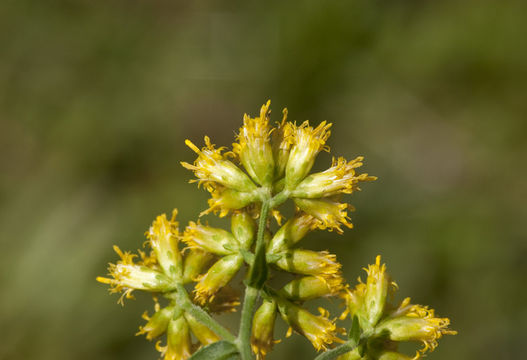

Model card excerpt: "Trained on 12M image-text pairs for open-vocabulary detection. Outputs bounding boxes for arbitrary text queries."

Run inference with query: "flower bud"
[251,300,278,360]
[231,211,256,250]
[276,298,341,351]
[375,305,456,356]
[203,186,260,217]
[267,214,320,254]
[146,210,182,280]
[291,156,376,198]
[233,100,275,186]
[184,312,221,346]
[194,254,244,305]
[96,246,173,303]
[137,306,175,340]
[364,255,390,327]
[279,276,344,301]
[273,249,342,280]
[285,120,332,189]
[182,222,240,256]
[294,198,353,234]
[181,136,257,193]
[158,315,192,360]
[182,249,214,284]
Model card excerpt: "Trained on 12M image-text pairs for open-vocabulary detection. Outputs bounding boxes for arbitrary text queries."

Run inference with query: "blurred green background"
[1,0,525,359]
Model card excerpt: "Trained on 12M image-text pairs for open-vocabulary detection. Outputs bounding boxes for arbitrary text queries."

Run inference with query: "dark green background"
[1,0,525,359]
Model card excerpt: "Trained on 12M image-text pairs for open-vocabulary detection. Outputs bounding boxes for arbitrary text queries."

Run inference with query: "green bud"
[183,222,240,256]
[163,315,192,359]
[137,306,175,340]
[279,276,344,302]
[267,214,319,254]
[251,300,278,359]
[231,211,256,250]
[194,254,244,305]
[184,312,221,345]
[182,249,214,284]
[273,249,342,279]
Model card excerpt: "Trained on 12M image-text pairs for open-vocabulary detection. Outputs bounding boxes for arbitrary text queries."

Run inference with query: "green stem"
[174,283,236,342]
[236,286,258,359]
[312,340,360,360]
[237,200,271,360]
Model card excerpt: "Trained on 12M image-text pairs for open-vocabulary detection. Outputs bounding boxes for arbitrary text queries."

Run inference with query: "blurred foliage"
[1,0,525,359]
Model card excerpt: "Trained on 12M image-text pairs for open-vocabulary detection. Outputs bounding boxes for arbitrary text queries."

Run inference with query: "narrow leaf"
[188,340,239,360]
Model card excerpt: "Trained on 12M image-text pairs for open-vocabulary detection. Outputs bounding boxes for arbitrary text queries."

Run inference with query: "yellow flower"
[202,185,259,217]
[292,156,377,199]
[375,298,457,358]
[194,254,244,305]
[277,299,342,351]
[156,315,192,360]
[181,136,257,193]
[145,209,182,280]
[137,305,175,340]
[273,249,342,281]
[294,198,353,234]
[267,213,320,254]
[251,300,279,360]
[182,221,240,256]
[363,255,393,328]
[182,249,214,284]
[285,120,332,189]
[233,100,275,186]
[96,246,172,304]
[184,312,221,346]
[279,275,344,301]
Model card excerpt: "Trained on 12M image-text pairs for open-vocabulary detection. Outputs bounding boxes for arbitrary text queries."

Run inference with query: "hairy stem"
[237,200,271,360]
[174,283,236,342]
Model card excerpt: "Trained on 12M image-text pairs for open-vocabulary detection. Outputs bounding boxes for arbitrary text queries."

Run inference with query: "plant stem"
[236,285,258,359]
[174,283,236,342]
[237,200,271,360]
[312,340,360,360]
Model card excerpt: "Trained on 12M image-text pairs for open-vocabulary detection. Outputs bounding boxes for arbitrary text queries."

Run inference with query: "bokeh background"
[1,0,526,359]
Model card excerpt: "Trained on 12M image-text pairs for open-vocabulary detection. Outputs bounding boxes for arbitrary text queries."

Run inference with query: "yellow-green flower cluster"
[339,256,457,360]
[97,210,236,359]
[97,100,455,360]
[181,100,376,229]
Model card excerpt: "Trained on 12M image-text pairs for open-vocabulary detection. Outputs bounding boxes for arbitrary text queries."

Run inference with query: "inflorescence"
[98,101,455,360]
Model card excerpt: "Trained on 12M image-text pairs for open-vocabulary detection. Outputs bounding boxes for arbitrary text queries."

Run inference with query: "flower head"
[285,120,332,189]
[145,209,182,279]
[294,198,353,234]
[96,245,172,304]
[292,156,377,199]
[277,299,342,351]
[181,136,257,193]
[233,100,275,186]
[279,275,345,302]
[251,300,279,360]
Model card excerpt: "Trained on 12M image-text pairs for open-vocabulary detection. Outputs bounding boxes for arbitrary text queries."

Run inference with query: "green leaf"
[348,315,361,345]
[188,341,239,360]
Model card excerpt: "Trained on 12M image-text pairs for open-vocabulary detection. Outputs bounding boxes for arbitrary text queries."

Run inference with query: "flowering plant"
[98,101,456,360]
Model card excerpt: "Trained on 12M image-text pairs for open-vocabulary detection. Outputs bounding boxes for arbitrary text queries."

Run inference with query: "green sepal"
[348,315,361,344]
[265,253,282,263]
[188,340,239,360]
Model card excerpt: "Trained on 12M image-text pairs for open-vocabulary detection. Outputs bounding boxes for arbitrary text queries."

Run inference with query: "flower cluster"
[97,100,454,360]
[338,256,457,360]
